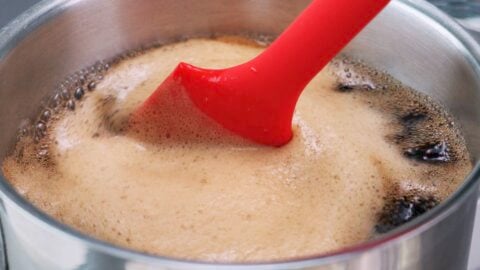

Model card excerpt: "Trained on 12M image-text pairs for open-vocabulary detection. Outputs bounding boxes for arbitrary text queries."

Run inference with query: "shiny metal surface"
[470,200,480,269]
[0,0,480,269]
[0,0,41,28]
[428,0,480,19]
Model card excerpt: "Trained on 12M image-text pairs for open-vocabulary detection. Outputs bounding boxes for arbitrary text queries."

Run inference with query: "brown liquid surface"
[1,38,472,262]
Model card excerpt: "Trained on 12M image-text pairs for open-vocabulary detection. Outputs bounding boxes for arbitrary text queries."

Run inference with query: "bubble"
[61,88,70,100]
[336,83,374,93]
[405,141,450,163]
[78,75,86,85]
[376,195,438,233]
[87,82,96,91]
[74,87,85,100]
[19,127,29,137]
[37,149,49,159]
[40,109,51,122]
[50,93,62,108]
[66,99,76,111]
[337,84,354,92]
[96,62,105,72]
[36,122,47,135]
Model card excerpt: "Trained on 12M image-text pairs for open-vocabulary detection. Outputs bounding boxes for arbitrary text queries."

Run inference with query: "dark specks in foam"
[12,60,111,165]
[332,57,467,165]
[337,83,374,92]
[400,111,427,127]
[375,193,438,234]
[332,57,470,235]
[405,141,450,163]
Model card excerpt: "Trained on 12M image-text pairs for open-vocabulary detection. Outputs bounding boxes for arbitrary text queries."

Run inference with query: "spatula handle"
[247,0,390,93]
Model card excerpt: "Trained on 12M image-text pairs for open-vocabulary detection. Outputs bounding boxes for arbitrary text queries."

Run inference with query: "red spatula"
[133,0,390,146]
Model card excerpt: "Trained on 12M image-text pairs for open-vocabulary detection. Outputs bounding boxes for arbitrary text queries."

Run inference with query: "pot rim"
[0,0,479,268]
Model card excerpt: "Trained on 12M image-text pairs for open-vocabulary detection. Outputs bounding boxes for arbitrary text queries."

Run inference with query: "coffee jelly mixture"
[2,37,472,262]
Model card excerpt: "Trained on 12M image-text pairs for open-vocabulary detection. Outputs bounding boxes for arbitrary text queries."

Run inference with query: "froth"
[332,58,471,198]
[2,38,472,262]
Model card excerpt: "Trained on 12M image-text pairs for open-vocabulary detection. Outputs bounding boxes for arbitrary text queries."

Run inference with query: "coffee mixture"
[1,38,472,262]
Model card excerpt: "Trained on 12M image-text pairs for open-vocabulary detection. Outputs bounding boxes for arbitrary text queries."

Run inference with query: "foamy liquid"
[2,38,472,262]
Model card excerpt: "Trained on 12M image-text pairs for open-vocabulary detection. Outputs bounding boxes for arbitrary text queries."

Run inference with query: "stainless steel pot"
[0,0,480,269]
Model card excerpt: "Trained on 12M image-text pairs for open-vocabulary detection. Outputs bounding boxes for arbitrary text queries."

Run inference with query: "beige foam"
[2,38,472,262]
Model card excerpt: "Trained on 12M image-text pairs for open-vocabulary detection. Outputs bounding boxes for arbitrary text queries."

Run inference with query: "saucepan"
[0,0,479,269]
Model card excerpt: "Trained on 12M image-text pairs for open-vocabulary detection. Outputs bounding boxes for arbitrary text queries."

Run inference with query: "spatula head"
[132,62,295,146]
